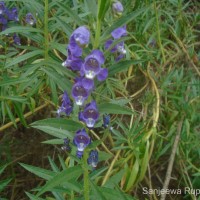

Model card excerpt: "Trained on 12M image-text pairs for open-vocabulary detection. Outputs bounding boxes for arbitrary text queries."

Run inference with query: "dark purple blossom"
[68,36,83,57]
[103,114,110,128]
[62,49,83,71]
[67,26,90,57]
[105,26,127,61]
[57,91,73,116]
[0,2,6,15]
[71,77,94,106]
[111,26,127,39]
[73,129,91,158]
[82,49,108,81]
[25,13,36,26]
[79,101,99,128]
[87,150,98,168]
[13,34,21,45]
[0,15,7,24]
[61,138,71,152]
[112,1,123,17]
[72,26,90,48]
[7,7,19,22]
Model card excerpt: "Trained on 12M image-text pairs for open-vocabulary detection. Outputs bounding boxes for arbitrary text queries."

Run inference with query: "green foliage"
[0,0,200,200]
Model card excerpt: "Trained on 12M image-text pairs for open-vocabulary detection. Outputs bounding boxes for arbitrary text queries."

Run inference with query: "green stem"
[94,19,101,49]
[44,0,49,60]
[83,150,90,200]
[154,1,166,63]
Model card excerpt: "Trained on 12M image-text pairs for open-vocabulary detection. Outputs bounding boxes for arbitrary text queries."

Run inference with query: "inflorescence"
[57,0,126,169]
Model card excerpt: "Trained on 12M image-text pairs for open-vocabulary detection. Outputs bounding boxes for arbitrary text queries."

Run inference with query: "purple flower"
[13,34,21,45]
[61,138,71,152]
[105,26,127,61]
[62,49,83,71]
[79,101,99,128]
[7,7,19,22]
[73,129,91,158]
[0,2,6,15]
[0,15,7,24]
[87,150,98,168]
[25,13,36,26]
[72,26,90,48]
[112,1,123,17]
[68,36,83,57]
[57,91,73,116]
[71,77,94,106]
[111,26,127,39]
[103,114,110,128]
[82,49,108,81]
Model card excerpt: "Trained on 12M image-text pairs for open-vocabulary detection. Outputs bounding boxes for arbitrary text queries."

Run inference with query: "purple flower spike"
[13,34,21,45]
[57,91,73,116]
[111,26,127,39]
[73,129,91,152]
[72,26,90,48]
[25,13,36,26]
[83,50,105,79]
[112,1,123,17]
[79,101,99,128]
[71,78,90,106]
[87,150,98,168]
[0,2,6,15]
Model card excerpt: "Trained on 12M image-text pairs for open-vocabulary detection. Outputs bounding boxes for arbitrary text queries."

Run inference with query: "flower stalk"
[94,19,101,49]
[83,150,90,200]
[44,0,49,60]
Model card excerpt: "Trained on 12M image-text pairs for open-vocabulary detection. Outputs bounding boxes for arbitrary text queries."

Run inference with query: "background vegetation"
[0,0,200,199]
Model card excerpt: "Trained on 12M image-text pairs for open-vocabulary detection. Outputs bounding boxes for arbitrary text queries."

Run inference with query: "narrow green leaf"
[30,118,83,132]
[30,126,74,140]
[90,179,107,200]
[1,96,27,102]
[0,164,7,175]
[97,0,111,20]
[125,159,139,191]
[49,78,58,105]
[0,26,43,36]
[13,102,27,127]
[57,2,84,26]
[48,157,60,172]
[42,139,63,145]
[5,102,17,128]
[85,0,97,18]
[5,50,43,68]
[20,163,56,180]
[104,169,125,189]
[138,141,149,181]
[0,78,29,86]
[0,178,12,192]
[25,192,45,200]
[108,60,145,76]
[99,103,133,115]
[37,166,82,196]
[55,17,73,37]
[41,67,72,93]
